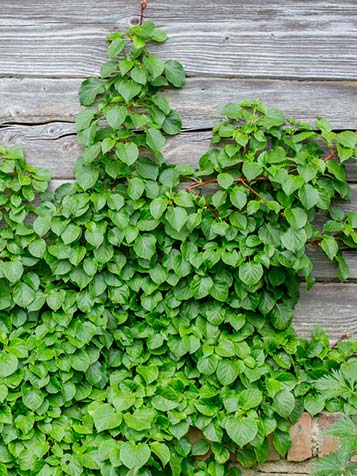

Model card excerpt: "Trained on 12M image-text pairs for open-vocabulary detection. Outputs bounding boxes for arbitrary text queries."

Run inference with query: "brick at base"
[287,412,312,461]
[317,412,341,456]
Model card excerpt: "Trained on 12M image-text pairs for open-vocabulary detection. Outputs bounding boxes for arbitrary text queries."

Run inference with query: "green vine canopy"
[1,22,357,476]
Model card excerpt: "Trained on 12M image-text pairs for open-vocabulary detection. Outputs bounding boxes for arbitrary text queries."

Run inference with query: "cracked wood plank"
[0,77,357,131]
[0,123,356,181]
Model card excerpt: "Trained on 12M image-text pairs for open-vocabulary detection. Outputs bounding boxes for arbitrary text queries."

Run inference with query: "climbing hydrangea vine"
[1,21,357,476]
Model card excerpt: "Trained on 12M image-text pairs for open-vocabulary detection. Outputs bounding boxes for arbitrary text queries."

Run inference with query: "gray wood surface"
[1,78,356,130]
[295,284,357,340]
[243,460,313,476]
[0,1,356,79]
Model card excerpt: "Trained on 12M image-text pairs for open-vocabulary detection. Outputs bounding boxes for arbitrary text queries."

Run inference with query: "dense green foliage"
[1,21,357,475]
[311,415,357,476]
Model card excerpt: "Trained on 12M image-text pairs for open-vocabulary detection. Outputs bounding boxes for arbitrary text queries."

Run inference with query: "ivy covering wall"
[0,22,357,476]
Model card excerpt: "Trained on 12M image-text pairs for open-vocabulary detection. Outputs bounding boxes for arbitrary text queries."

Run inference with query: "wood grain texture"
[294,284,357,340]
[1,123,356,181]
[0,1,356,28]
[242,459,313,476]
[0,1,356,79]
[1,78,357,130]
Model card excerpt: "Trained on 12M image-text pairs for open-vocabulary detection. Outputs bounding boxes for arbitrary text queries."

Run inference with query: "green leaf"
[61,224,82,245]
[150,28,168,43]
[238,388,263,410]
[216,360,238,385]
[46,289,66,311]
[75,164,99,191]
[164,60,185,87]
[33,216,51,237]
[120,442,151,470]
[115,79,141,102]
[191,439,210,456]
[217,173,234,189]
[76,108,96,131]
[0,352,18,378]
[221,103,242,119]
[123,408,156,431]
[108,38,126,58]
[13,282,36,307]
[165,206,188,231]
[320,236,339,261]
[242,162,263,181]
[230,188,247,209]
[131,66,147,84]
[281,228,306,252]
[1,260,23,283]
[22,387,44,411]
[0,463,7,476]
[105,106,127,129]
[298,184,319,209]
[282,175,305,196]
[225,416,258,447]
[337,254,350,281]
[190,275,213,299]
[163,110,182,135]
[79,77,106,106]
[128,177,145,200]
[150,442,170,467]
[150,197,168,219]
[336,131,357,149]
[143,55,165,79]
[285,207,307,229]
[272,390,295,418]
[133,234,156,260]
[116,142,139,166]
[239,262,263,286]
[304,394,325,416]
[146,128,165,153]
[273,430,291,457]
[92,404,122,432]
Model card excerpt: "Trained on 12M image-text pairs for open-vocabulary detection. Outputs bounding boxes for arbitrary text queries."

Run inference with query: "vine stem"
[323,128,357,162]
[330,332,351,349]
[139,0,148,25]
[323,151,336,162]
[186,176,269,201]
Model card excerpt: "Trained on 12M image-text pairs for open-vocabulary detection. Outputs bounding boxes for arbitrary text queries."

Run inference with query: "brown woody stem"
[186,176,268,196]
[323,151,337,162]
[330,332,351,349]
[139,0,148,26]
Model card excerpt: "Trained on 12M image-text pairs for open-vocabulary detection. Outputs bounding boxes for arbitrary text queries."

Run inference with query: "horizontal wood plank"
[294,284,357,340]
[1,0,356,27]
[1,123,356,181]
[0,0,356,79]
[1,1,357,31]
[1,77,357,130]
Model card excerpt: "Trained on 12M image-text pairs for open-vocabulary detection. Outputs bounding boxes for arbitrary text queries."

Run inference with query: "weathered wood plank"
[294,284,357,340]
[1,77,357,131]
[1,123,356,182]
[0,18,357,80]
[1,0,356,30]
[242,459,314,476]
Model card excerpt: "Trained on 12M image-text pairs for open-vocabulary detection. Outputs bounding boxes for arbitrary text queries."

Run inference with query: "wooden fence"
[0,0,356,340]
